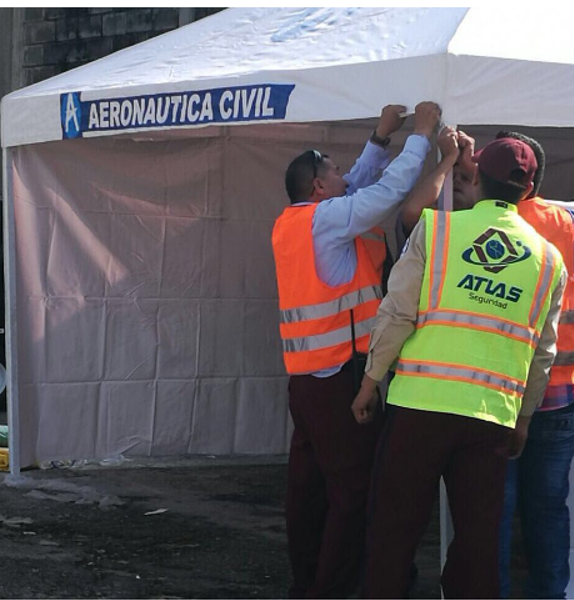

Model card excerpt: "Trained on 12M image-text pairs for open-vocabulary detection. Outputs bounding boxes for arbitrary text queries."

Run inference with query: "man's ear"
[313,177,327,199]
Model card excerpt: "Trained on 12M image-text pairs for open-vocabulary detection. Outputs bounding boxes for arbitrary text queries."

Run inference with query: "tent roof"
[4,7,574,148]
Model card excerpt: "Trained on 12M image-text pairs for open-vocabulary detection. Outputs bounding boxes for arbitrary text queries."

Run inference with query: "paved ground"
[0,456,524,598]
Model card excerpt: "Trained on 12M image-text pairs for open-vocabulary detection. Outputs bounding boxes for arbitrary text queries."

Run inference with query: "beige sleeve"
[520,266,568,417]
[365,219,427,382]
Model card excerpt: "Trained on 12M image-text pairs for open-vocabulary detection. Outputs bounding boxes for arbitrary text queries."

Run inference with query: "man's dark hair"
[478,171,527,205]
[285,150,329,204]
[496,131,545,198]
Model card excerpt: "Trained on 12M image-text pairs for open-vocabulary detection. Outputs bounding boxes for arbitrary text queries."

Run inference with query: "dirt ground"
[0,456,524,599]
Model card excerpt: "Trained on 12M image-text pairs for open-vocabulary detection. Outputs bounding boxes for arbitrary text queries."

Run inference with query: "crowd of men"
[272,103,574,599]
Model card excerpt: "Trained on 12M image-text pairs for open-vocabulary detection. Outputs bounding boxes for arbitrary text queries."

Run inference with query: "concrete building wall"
[0,9,14,97]
[20,8,223,86]
[0,8,22,99]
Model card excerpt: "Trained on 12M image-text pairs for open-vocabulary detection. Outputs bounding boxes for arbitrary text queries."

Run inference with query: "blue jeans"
[499,403,574,599]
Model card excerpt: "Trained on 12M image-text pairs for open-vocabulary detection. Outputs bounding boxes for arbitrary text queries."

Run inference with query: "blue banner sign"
[60,84,295,139]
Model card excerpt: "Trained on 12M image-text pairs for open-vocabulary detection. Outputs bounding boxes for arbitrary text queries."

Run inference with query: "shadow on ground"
[0,456,524,599]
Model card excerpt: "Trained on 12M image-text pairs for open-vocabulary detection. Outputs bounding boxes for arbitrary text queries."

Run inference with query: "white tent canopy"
[5,6,574,149]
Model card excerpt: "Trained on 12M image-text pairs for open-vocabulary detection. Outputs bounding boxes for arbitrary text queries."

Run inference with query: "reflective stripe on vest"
[282,314,377,353]
[396,359,526,396]
[529,240,560,330]
[428,210,450,310]
[417,309,539,347]
[280,285,382,324]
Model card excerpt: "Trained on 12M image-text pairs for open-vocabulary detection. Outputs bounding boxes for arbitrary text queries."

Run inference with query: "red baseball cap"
[472,138,537,188]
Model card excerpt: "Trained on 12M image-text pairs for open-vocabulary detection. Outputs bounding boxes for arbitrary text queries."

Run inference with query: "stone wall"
[21,8,223,86]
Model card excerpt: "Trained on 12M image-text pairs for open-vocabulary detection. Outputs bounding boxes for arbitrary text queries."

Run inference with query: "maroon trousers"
[286,368,383,599]
[364,405,512,599]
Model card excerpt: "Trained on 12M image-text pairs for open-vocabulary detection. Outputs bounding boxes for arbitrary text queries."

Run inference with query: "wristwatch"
[370,131,391,148]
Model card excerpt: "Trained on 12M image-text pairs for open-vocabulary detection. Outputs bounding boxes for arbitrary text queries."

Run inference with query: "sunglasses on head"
[307,149,324,179]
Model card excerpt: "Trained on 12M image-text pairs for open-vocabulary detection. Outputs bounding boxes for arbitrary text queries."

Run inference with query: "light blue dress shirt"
[294,134,431,377]
[313,134,431,286]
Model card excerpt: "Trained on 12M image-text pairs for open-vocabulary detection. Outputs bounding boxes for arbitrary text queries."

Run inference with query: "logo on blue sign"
[61,92,82,139]
[60,84,295,139]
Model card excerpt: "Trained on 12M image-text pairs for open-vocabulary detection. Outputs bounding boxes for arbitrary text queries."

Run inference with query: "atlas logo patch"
[461,228,531,274]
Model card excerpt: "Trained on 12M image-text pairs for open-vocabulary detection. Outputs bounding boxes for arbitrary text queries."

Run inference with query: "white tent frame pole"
[442,164,454,212]
[438,164,454,563]
[438,138,455,577]
[2,147,21,475]
[439,479,453,573]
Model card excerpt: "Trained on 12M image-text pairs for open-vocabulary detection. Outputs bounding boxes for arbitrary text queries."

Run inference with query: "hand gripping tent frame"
[4,7,574,591]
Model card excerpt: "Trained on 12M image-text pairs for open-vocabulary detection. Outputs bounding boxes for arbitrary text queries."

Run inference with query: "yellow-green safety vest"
[387,200,564,428]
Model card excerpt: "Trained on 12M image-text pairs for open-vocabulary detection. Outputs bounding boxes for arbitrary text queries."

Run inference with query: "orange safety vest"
[272,203,386,375]
[518,197,574,386]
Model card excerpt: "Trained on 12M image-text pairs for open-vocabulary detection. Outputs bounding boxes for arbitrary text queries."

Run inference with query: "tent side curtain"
[8,120,384,466]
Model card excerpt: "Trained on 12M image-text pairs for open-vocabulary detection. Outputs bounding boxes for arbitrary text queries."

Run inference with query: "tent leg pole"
[442,168,454,212]
[437,133,455,593]
[439,479,453,591]
[436,133,454,212]
[3,147,21,476]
